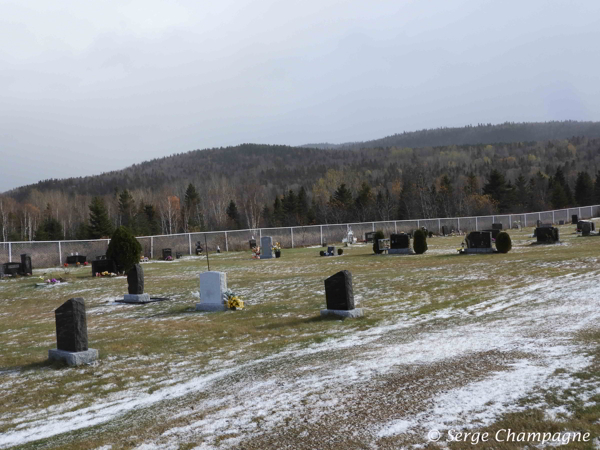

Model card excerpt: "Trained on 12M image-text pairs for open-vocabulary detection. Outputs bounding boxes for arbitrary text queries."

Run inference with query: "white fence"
[1,205,597,269]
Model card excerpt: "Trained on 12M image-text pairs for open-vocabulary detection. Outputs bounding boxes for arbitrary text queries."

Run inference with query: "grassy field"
[1,225,599,449]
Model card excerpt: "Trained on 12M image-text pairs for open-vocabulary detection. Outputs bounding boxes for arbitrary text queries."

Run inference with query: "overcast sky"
[1,0,599,192]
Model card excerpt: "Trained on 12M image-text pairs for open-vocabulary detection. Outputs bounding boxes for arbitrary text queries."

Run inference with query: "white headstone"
[196,271,228,311]
[260,236,273,259]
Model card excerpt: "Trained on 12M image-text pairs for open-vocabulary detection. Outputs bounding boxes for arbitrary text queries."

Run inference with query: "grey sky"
[1,0,599,192]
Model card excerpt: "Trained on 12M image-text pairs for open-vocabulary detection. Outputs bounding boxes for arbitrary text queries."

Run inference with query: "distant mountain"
[303,121,600,150]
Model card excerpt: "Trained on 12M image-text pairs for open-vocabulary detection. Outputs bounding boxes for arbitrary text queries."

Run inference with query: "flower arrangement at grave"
[272,242,281,252]
[252,246,261,259]
[225,289,244,310]
[96,271,117,277]
[165,255,173,261]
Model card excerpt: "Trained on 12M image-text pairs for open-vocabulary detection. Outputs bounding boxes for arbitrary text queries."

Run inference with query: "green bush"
[413,229,428,254]
[106,226,142,273]
[495,231,512,253]
[372,230,385,254]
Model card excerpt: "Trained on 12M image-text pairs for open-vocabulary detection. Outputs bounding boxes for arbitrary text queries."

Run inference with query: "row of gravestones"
[1,254,32,277]
[49,268,359,366]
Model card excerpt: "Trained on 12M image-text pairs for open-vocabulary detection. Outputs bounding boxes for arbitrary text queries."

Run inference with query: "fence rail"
[1,206,598,270]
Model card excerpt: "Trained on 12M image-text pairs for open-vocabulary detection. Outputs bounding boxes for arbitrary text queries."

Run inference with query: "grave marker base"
[388,248,413,255]
[123,293,151,303]
[196,302,228,311]
[48,348,98,366]
[461,248,496,254]
[320,308,363,318]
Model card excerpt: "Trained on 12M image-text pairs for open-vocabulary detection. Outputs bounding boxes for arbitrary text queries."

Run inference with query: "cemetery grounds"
[1,225,599,449]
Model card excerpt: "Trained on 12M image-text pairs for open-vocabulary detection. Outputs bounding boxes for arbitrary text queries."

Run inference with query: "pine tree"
[118,189,135,229]
[184,183,200,230]
[297,187,309,225]
[88,197,113,239]
[226,200,241,229]
[574,172,594,206]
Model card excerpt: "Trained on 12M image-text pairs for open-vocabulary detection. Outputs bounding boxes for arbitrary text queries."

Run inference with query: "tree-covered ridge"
[2,132,600,242]
[303,121,600,150]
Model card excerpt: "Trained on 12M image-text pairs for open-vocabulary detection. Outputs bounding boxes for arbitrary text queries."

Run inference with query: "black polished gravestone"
[390,233,410,249]
[466,231,492,249]
[324,270,354,310]
[572,214,579,225]
[195,242,203,255]
[127,264,144,295]
[55,298,88,352]
[365,232,375,243]
[162,248,172,260]
[2,262,21,276]
[483,229,501,240]
[19,254,32,275]
[249,239,257,249]
[91,258,117,276]
[492,223,503,230]
[321,270,363,318]
[580,221,595,236]
[441,225,448,236]
[66,255,86,265]
[536,227,559,243]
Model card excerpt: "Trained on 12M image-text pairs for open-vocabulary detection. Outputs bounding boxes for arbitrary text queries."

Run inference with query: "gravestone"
[2,262,21,277]
[196,271,228,311]
[492,223,503,230]
[441,225,448,236]
[48,298,98,366]
[572,214,578,225]
[195,241,203,255]
[91,258,117,276]
[536,227,559,243]
[249,239,257,249]
[580,221,595,236]
[123,264,150,303]
[365,231,375,243]
[321,270,363,318]
[66,255,86,264]
[162,248,172,260]
[176,252,183,259]
[260,236,273,259]
[559,220,565,225]
[464,231,494,253]
[536,219,542,228]
[389,233,412,254]
[19,254,32,275]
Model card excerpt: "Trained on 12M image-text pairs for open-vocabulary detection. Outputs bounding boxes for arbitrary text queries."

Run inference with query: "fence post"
[58,242,62,266]
[475,217,478,231]
[372,222,375,232]
[150,236,154,259]
[8,242,11,262]
[457,217,460,231]
[188,233,192,255]
[320,225,323,245]
[259,229,262,240]
[438,219,441,234]
[394,221,397,233]
[509,215,512,229]
[291,228,294,248]
[417,220,420,229]
[552,211,555,224]
[579,207,582,218]
[225,232,228,252]
[524,214,527,227]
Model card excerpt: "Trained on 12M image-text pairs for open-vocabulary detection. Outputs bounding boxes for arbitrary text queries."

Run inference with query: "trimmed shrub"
[337,248,343,256]
[106,226,142,273]
[413,229,428,254]
[495,231,512,253]
[372,230,385,254]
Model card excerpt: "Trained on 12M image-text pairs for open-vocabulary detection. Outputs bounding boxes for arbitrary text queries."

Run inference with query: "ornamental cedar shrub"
[495,231,512,253]
[413,229,428,254]
[373,230,385,254]
[106,226,142,273]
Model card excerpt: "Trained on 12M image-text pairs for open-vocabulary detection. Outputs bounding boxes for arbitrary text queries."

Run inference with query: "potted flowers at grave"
[225,289,244,310]
[272,242,281,258]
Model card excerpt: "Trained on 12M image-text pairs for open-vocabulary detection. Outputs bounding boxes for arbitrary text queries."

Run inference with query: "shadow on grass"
[0,358,67,373]
[259,314,363,329]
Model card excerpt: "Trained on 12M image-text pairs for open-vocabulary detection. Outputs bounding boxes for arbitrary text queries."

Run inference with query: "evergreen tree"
[226,200,241,229]
[184,183,201,230]
[272,196,285,226]
[594,171,600,204]
[88,197,113,239]
[574,172,594,206]
[354,182,373,221]
[551,183,569,209]
[482,169,506,206]
[283,190,297,225]
[297,187,309,225]
[118,189,135,229]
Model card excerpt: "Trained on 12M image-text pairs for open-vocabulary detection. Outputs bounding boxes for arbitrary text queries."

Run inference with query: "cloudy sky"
[1,0,599,192]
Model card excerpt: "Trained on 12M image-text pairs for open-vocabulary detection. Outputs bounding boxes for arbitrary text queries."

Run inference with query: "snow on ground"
[2,270,599,448]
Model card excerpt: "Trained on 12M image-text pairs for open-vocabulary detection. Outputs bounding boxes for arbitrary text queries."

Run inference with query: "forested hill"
[303,121,600,150]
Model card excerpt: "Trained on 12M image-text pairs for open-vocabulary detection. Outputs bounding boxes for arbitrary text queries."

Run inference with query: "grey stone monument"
[123,264,150,303]
[196,271,228,311]
[321,270,363,318]
[260,236,273,259]
[49,298,98,366]
[20,254,32,275]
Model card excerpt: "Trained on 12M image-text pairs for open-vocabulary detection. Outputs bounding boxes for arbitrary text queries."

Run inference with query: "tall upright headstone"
[321,270,363,318]
[260,236,273,259]
[20,254,32,275]
[123,264,150,303]
[49,298,98,366]
[196,271,228,311]
[572,214,578,225]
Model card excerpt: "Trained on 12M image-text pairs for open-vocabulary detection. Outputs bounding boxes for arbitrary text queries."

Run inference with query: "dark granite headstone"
[66,255,86,264]
[326,245,335,256]
[162,248,172,260]
[559,220,565,225]
[55,298,88,352]
[441,225,448,236]
[127,264,144,295]
[536,219,542,228]
[91,258,117,276]
[20,254,32,275]
[249,239,257,249]
[580,221,595,236]
[176,252,183,259]
[466,231,492,249]
[195,242,203,255]
[324,270,354,311]
[2,262,21,276]
[572,214,578,225]
[492,223,503,230]
[536,227,559,243]
[390,233,410,249]
[365,232,375,243]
